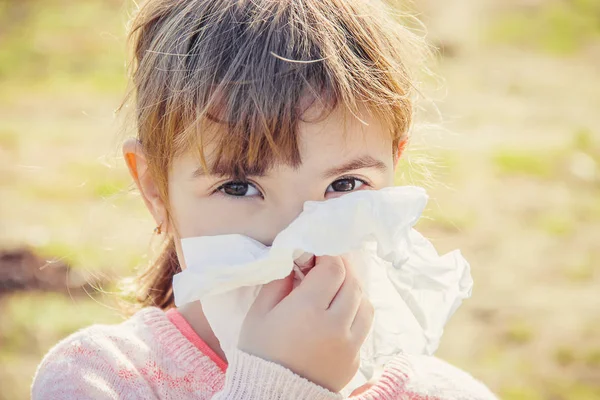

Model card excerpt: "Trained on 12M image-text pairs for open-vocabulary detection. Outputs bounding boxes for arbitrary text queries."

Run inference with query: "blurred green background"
[0,0,599,399]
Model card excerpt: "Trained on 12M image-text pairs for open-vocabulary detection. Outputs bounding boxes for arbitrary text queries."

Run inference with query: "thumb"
[248,273,294,315]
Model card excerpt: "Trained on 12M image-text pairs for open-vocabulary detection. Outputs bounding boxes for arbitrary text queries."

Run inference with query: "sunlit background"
[1,0,599,399]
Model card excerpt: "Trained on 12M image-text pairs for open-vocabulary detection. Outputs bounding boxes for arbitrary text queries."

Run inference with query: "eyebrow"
[191,163,266,179]
[322,155,388,179]
[191,155,387,179]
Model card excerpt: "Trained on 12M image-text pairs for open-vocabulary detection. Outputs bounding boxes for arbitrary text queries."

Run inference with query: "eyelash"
[326,176,369,193]
[215,180,263,199]
[215,176,370,199]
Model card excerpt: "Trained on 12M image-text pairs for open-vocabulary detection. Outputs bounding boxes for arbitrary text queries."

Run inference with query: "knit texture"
[31,307,497,399]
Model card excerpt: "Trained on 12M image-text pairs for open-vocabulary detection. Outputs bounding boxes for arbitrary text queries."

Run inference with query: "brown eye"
[219,181,261,197]
[326,178,365,193]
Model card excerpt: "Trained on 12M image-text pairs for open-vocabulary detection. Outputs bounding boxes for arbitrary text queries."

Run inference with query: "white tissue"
[172,186,473,394]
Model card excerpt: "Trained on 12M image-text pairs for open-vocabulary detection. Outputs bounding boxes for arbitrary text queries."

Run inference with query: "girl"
[32,0,497,398]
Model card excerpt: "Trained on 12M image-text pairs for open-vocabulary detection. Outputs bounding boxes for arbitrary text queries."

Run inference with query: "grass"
[536,213,575,237]
[62,161,132,200]
[492,138,597,183]
[418,205,476,233]
[501,386,544,400]
[502,380,600,400]
[488,0,600,54]
[0,128,20,150]
[554,346,577,367]
[585,348,600,369]
[503,320,534,345]
[549,343,600,369]
[0,292,122,400]
[34,240,113,273]
[34,236,150,277]
[492,149,556,178]
[572,128,596,153]
[563,258,596,283]
[549,383,600,400]
[0,0,128,96]
[0,292,119,351]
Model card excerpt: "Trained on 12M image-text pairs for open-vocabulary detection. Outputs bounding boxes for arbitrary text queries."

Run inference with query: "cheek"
[167,157,277,243]
[171,201,280,271]
[168,179,271,240]
[169,192,255,238]
[383,168,395,187]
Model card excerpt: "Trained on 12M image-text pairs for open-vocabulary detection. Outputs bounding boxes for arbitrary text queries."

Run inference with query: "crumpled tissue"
[172,186,473,394]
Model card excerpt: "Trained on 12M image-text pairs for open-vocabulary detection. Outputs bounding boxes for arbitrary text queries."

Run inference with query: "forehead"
[296,105,391,166]
[177,103,393,178]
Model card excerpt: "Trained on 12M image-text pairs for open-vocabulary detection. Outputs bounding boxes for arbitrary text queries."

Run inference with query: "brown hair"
[120,0,430,310]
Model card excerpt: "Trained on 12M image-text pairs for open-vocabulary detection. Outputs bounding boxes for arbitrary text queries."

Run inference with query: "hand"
[349,379,377,397]
[238,255,374,393]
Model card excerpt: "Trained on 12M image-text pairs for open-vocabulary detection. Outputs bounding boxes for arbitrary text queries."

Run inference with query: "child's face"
[167,106,395,269]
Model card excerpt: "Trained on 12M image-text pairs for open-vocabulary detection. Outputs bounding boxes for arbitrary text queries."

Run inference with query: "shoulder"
[379,353,498,400]
[31,307,167,399]
[34,306,164,367]
[32,307,225,399]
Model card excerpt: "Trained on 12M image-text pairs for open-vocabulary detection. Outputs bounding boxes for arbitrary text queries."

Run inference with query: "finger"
[293,255,346,309]
[294,252,316,270]
[293,253,315,280]
[350,296,374,348]
[248,272,294,316]
[349,381,376,397]
[328,257,362,326]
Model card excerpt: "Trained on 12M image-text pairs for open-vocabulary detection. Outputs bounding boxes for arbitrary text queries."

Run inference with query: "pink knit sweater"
[31,307,496,399]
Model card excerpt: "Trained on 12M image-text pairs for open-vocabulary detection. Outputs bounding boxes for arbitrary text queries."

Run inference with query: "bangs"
[186,69,338,178]
[129,0,421,179]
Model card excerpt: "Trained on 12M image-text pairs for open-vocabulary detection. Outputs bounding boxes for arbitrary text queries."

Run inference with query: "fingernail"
[294,252,315,270]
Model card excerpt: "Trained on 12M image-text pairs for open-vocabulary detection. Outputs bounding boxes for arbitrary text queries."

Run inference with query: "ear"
[123,138,167,229]
[393,137,408,170]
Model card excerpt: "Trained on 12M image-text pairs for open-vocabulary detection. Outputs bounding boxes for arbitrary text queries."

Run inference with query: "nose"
[257,192,320,246]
